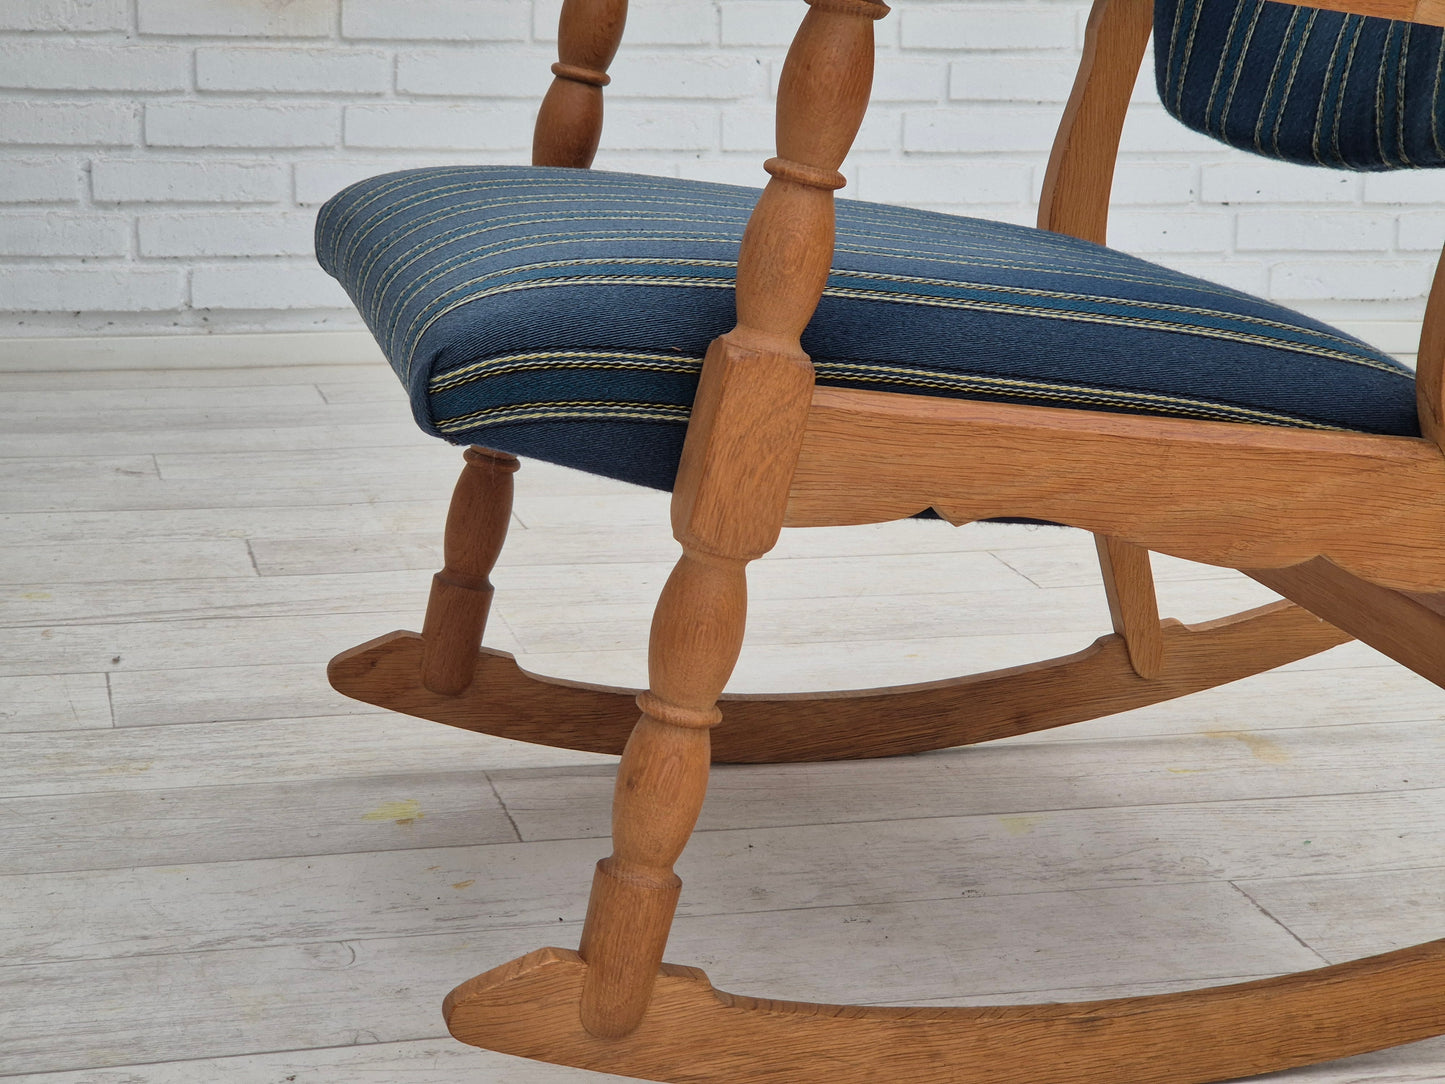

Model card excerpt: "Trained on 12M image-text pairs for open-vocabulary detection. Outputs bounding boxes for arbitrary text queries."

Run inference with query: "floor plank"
[0,772,518,876]
[1237,866,1445,961]
[0,882,1320,1075]
[7,791,1441,961]
[490,721,1445,840]
[0,540,255,586]
[107,661,384,728]
[0,674,111,733]
[0,713,611,800]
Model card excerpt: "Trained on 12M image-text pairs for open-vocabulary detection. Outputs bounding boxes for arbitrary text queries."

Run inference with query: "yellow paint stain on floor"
[1206,730,1290,763]
[22,591,51,600]
[361,799,424,826]
[452,879,476,890]
[100,761,153,775]
[999,814,1046,835]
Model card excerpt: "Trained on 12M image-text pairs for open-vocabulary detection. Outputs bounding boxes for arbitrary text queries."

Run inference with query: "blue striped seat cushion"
[1156,0,1445,170]
[315,165,1417,491]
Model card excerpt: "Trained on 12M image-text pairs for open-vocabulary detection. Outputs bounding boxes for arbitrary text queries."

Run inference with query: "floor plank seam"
[0,1037,458,1081]
[1227,881,1332,963]
[485,772,526,845]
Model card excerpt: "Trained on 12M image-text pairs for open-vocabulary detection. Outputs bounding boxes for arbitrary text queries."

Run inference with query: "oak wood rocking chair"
[318,0,1445,1078]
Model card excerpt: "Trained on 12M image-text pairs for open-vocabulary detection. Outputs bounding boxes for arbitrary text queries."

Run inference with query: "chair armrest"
[1267,0,1445,26]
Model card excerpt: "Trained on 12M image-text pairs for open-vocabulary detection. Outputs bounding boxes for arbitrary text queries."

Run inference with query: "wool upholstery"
[316,165,1416,492]
[1156,0,1445,170]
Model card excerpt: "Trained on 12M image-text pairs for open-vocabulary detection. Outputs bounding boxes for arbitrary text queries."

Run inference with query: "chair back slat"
[1156,0,1445,169]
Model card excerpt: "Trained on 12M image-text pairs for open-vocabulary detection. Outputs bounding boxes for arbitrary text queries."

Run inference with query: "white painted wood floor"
[2,345,1443,1083]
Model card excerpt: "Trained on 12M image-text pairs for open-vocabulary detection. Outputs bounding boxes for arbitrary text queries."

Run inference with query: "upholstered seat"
[317,164,1416,491]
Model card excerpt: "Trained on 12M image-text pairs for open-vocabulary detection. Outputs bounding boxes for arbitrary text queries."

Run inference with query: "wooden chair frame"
[329,0,1445,1078]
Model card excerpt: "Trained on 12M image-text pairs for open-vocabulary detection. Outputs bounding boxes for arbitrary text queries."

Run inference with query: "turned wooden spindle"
[533,0,628,168]
[577,552,744,1038]
[420,446,519,696]
[576,0,888,1041]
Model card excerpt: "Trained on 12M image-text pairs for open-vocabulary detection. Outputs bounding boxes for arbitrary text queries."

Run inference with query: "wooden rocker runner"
[316,0,1445,1077]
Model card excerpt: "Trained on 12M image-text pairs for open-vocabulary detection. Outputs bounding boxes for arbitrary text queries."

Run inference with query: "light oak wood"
[1036,0,1150,247]
[1033,0,1170,680]
[572,0,891,1042]
[446,941,1445,1084]
[419,447,517,695]
[1416,245,1445,448]
[328,600,1349,763]
[532,0,628,168]
[1265,0,1445,27]
[1095,535,1165,679]
[577,553,741,1037]
[785,386,1445,592]
[1247,558,1445,688]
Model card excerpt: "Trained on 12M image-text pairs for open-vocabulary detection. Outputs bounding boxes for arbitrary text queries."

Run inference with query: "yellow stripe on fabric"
[430,350,700,393]
[428,344,1344,431]
[334,170,1206,294]
[1270,8,1318,158]
[823,282,1407,375]
[401,271,1403,388]
[435,399,691,432]
[391,249,1383,376]
[815,360,1342,428]
[333,171,749,251]
[430,369,1338,435]
[827,266,1377,354]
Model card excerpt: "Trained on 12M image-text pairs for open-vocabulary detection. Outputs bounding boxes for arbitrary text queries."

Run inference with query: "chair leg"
[1095,534,1165,678]
[420,446,519,696]
[577,547,748,1038]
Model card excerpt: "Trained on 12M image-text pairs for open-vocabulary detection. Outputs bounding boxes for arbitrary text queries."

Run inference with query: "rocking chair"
[318,0,1445,1078]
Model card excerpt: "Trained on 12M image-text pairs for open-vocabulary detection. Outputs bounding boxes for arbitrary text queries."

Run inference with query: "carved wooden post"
[576,0,889,1041]
[420,446,519,695]
[533,0,628,168]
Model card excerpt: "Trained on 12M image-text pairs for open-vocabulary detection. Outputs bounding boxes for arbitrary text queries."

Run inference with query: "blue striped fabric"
[1156,0,1445,169]
[316,166,1417,491]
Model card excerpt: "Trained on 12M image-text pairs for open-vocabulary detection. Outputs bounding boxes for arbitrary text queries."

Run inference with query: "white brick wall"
[0,0,1439,338]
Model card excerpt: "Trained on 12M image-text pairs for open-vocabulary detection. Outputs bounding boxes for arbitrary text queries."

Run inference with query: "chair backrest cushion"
[1155,0,1445,169]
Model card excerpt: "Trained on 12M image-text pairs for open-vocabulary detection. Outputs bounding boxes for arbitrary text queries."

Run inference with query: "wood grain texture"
[568,0,894,1045]
[577,556,739,1037]
[446,941,1445,1084]
[1094,535,1165,679]
[532,0,628,168]
[420,447,517,695]
[328,600,1349,763]
[785,387,1445,592]
[1416,244,1445,449]
[1036,0,1151,244]
[1247,559,1445,688]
